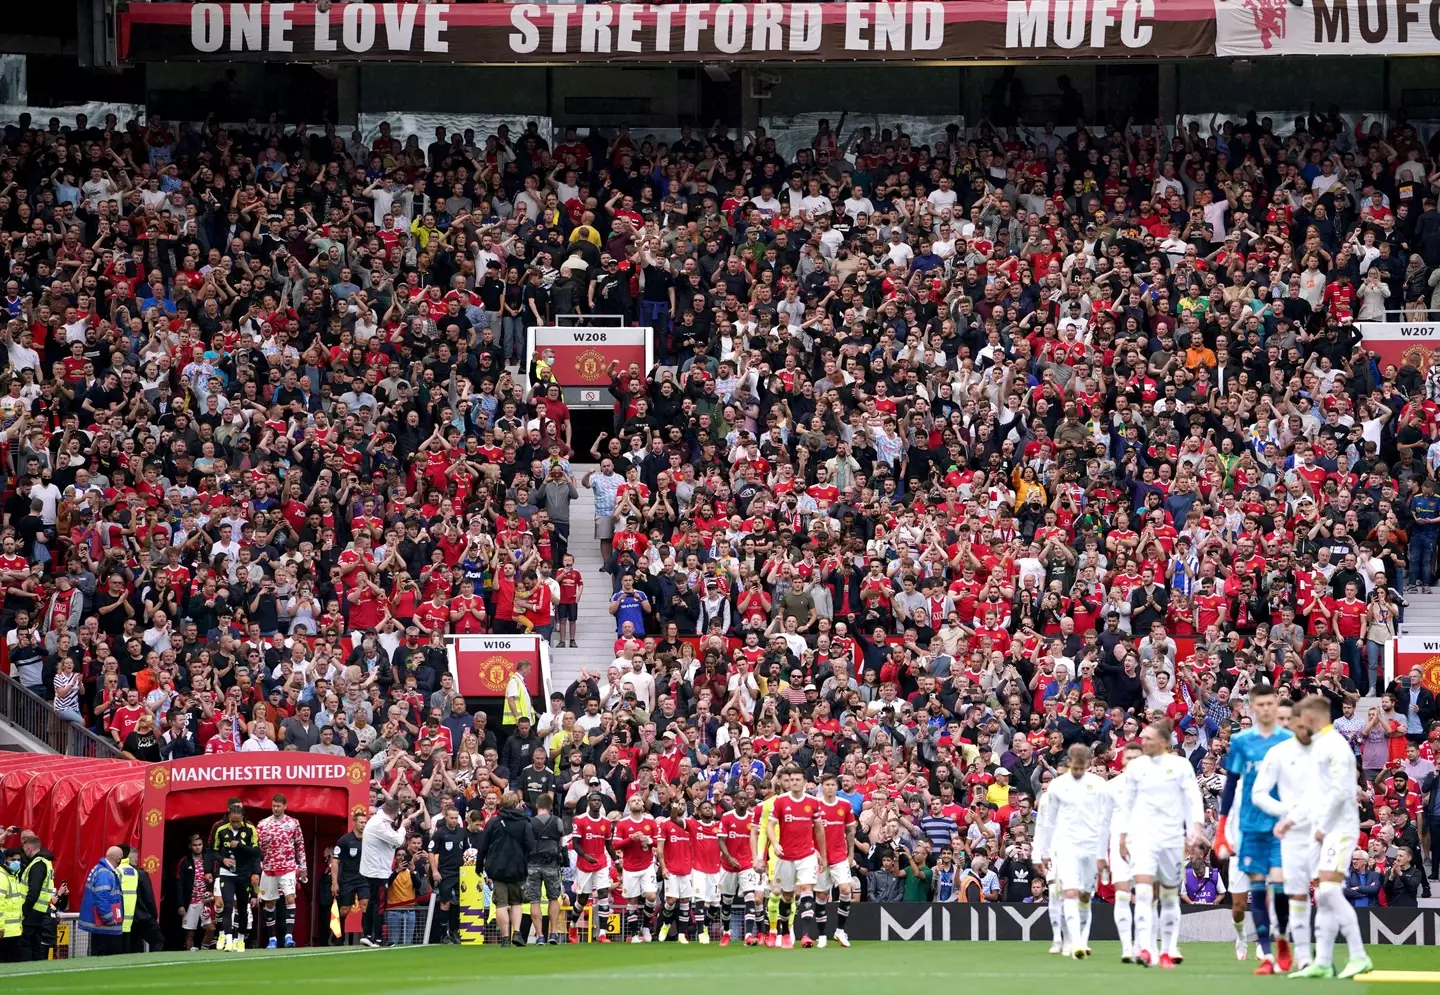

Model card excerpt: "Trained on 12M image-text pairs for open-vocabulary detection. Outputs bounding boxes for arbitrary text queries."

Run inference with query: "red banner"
[531,326,650,389]
[136,755,372,903]
[449,634,544,697]
[117,1,1217,63]
[1391,636,1440,693]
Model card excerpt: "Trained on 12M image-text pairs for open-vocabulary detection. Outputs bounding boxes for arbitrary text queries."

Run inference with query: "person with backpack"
[526,795,566,945]
[475,792,533,947]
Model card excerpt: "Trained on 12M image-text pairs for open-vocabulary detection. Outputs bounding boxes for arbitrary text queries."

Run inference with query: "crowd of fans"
[1,98,1440,949]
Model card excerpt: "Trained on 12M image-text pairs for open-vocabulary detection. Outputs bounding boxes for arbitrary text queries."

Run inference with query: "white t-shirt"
[927,188,959,212]
[30,481,62,524]
[799,194,833,221]
[886,241,914,268]
[751,194,782,217]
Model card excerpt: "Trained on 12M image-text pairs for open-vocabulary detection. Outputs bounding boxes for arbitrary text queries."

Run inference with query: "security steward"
[119,846,163,953]
[0,848,24,962]
[19,831,53,961]
[426,806,467,945]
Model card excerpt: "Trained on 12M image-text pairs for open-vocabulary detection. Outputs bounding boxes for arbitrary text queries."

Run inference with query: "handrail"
[0,669,124,759]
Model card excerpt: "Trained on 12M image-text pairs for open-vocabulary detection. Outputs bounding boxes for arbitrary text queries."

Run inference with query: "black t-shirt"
[641,265,673,304]
[332,831,365,883]
[123,729,162,762]
[428,822,468,875]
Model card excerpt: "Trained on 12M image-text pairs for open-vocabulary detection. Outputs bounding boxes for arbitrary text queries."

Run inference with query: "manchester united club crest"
[144,808,163,828]
[481,655,514,692]
[347,761,369,784]
[148,767,170,789]
[142,854,161,874]
[573,349,607,383]
[1420,654,1440,693]
[1402,345,1434,373]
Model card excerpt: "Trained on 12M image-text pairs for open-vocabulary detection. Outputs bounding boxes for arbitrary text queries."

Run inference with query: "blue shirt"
[610,590,649,636]
[1224,726,1293,834]
[1411,495,1440,536]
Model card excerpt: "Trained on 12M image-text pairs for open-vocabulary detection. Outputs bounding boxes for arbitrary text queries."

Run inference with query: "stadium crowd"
[1,98,1440,955]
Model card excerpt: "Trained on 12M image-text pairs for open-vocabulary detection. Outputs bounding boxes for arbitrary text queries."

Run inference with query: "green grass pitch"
[1,942,1434,994]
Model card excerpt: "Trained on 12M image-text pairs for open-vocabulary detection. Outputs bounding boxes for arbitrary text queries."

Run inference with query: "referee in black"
[427,806,467,944]
[328,812,368,945]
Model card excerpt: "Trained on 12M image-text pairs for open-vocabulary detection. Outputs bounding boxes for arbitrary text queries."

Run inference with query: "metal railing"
[0,669,123,759]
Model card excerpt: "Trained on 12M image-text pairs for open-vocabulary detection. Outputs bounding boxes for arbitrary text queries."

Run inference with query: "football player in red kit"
[569,792,614,943]
[720,793,764,945]
[690,799,724,944]
[612,796,659,942]
[656,800,696,942]
[815,773,858,947]
[767,765,828,948]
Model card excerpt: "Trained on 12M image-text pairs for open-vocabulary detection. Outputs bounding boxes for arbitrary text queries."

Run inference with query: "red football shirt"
[572,814,611,873]
[718,809,753,870]
[817,798,855,866]
[691,819,722,874]
[658,818,694,876]
[611,815,657,872]
[771,793,820,860]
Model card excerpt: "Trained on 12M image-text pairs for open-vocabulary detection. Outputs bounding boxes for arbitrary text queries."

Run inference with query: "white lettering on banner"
[191,3,224,51]
[1001,903,1049,941]
[189,2,451,53]
[232,3,263,50]
[168,763,349,783]
[383,3,419,49]
[1005,0,1156,48]
[268,3,294,52]
[505,1,941,54]
[879,906,933,940]
[1368,912,1427,945]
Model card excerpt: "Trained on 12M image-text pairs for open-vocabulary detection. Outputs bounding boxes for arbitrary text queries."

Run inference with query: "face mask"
[6,861,19,874]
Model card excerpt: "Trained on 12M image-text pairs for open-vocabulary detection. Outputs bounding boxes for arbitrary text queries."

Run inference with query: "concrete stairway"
[549,467,615,697]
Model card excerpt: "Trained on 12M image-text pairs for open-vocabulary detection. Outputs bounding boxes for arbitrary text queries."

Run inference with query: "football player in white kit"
[1099,741,1144,962]
[1249,703,1319,972]
[1034,774,1064,953]
[1117,720,1204,969]
[1280,696,1372,980]
[1218,805,1249,959]
[1035,744,1109,959]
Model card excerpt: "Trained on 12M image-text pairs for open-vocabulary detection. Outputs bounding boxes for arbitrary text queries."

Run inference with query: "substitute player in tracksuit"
[210,799,261,951]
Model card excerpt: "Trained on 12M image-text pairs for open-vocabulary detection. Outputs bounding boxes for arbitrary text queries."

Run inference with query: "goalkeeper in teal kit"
[1216,685,1294,975]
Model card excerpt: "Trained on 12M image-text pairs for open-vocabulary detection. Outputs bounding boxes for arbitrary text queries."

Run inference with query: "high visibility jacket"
[23,855,52,913]
[0,868,23,936]
[502,672,533,726]
[118,859,139,933]
[956,870,987,902]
